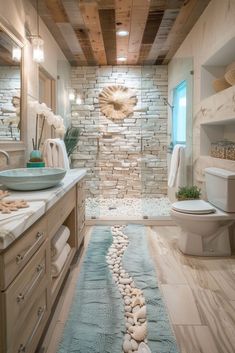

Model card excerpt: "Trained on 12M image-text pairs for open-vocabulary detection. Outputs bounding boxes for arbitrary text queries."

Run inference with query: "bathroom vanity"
[0,169,86,353]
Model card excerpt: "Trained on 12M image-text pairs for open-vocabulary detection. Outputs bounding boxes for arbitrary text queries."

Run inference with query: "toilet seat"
[172,200,216,215]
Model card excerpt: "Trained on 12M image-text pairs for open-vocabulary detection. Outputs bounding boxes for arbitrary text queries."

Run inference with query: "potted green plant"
[176,185,201,201]
[64,126,80,157]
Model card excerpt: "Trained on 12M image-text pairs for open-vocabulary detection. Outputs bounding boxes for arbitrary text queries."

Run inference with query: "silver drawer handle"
[16,231,44,265]
[17,305,46,352]
[16,264,44,303]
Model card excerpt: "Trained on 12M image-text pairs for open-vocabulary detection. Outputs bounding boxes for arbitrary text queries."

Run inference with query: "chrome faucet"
[0,150,10,165]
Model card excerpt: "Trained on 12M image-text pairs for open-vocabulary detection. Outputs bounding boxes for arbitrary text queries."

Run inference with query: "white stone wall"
[168,0,235,193]
[71,66,168,198]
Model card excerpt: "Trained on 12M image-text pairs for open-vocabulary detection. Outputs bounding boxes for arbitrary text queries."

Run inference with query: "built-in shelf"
[201,37,235,100]
[200,119,235,157]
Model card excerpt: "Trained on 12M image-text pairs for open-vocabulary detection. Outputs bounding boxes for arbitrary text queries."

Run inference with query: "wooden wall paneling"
[73,27,97,66]
[35,0,82,65]
[127,0,150,65]
[146,9,181,65]
[99,9,116,65]
[79,0,107,65]
[138,8,165,64]
[162,0,211,64]
[57,23,87,65]
[115,0,132,64]
[45,0,68,23]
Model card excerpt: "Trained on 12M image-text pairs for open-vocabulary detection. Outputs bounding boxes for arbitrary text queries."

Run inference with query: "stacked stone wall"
[71,66,168,198]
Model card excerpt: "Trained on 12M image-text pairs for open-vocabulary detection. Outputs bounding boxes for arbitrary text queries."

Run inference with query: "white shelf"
[201,37,235,100]
[200,121,235,156]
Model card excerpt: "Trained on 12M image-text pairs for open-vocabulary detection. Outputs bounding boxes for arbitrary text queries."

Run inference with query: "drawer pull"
[17,305,46,352]
[16,231,45,265]
[16,264,44,303]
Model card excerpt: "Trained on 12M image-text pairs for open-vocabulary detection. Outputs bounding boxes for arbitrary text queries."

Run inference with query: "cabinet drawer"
[0,216,47,290]
[47,187,76,237]
[8,287,49,353]
[5,241,49,349]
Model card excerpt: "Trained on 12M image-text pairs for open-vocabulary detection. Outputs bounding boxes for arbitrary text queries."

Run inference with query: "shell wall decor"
[99,85,137,120]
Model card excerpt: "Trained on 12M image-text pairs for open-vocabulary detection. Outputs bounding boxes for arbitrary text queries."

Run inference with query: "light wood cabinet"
[0,177,86,353]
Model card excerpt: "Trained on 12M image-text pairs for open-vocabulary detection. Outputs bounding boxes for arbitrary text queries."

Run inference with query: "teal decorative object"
[57,225,179,353]
[27,161,45,168]
[29,149,43,162]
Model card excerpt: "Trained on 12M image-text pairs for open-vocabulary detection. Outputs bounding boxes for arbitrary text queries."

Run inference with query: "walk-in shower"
[71,63,193,220]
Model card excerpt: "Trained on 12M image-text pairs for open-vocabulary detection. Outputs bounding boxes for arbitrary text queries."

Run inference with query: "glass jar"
[225,142,235,160]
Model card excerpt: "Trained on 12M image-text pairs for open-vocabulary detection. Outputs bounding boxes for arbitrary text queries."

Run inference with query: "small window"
[172,81,187,146]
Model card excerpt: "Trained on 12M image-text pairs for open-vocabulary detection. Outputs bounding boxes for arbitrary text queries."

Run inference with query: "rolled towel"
[51,225,70,258]
[43,138,70,169]
[51,243,71,277]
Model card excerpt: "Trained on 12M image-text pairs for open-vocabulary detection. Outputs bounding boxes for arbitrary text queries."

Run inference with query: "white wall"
[0,0,71,166]
[168,0,235,195]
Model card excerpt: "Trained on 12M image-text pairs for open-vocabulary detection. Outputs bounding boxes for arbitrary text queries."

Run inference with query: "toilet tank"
[205,167,235,212]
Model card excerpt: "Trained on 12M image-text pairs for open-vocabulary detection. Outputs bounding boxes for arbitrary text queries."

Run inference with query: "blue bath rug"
[57,225,179,353]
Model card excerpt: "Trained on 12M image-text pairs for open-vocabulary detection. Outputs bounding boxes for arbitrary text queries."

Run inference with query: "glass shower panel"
[140,66,170,219]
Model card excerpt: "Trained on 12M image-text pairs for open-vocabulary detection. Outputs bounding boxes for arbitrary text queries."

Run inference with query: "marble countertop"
[0,168,86,251]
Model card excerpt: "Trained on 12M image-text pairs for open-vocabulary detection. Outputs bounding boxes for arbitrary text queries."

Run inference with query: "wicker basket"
[212,77,231,93]
[225,61,235,85]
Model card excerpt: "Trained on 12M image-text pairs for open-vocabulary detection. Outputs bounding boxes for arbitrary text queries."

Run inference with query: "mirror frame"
[0,15,26,152]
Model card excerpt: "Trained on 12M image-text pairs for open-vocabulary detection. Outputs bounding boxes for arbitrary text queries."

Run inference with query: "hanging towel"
[51,243,71,277]
[51,225,70,258]
[43,138,70,169]
[176,146,186,188]
[168,144,185,187]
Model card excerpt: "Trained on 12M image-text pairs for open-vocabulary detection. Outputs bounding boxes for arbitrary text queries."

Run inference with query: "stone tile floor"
[86,197,171,219]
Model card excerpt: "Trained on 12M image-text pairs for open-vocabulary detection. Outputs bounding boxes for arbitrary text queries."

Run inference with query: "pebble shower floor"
[86,197,171,219]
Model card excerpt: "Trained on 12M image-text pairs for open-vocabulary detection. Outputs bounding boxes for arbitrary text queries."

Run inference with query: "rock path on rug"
[106,225,152,353]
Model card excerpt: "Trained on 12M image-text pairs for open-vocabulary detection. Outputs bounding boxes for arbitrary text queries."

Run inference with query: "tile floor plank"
[161,284,203,325]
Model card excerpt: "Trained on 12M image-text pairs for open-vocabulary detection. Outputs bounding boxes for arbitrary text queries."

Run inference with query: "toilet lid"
[172,200,216,214]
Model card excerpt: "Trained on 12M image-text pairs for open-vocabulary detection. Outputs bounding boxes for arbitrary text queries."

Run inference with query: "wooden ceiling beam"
[162,0,211,64]
[146,8,181,64]
[99,9,116,65]
[115,0,132,64]
[44,0,68,22]
[127,0,150,65]
[79,0,107,65]
[31,0,85,65]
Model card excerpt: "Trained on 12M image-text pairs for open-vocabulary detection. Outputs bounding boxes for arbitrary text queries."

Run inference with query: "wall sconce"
[12,46,21,62]
[32,37,44,63]
[76,95,82,105]
[69,89,76,101]
[27,0,45,63]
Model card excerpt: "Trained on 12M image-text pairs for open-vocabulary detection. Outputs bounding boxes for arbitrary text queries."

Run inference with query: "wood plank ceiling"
[31,0,211,66]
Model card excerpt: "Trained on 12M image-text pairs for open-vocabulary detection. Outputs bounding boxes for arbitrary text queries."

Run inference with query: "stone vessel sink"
[0,168,67,191]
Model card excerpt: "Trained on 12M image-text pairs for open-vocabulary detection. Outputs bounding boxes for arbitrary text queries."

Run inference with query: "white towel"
[51,225,70,258]
[43,138,70,169]
[176,147,186,188]
[51,243,71,277]
[168,144,185,187]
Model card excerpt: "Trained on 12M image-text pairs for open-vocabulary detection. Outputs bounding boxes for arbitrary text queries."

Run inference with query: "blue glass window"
[172,81,187,146]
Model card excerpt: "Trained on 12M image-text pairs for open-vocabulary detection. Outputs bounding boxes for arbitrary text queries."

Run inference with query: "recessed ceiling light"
[117,30,129,37]
[117,57,127,62]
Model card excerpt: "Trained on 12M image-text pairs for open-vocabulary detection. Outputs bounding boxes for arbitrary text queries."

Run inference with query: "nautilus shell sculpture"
[99,85,138,120]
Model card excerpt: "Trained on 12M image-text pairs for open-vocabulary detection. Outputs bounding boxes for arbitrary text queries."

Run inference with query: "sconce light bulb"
[32,37,44,63]
[69,91,75,101]
[12,47,21,62]
[76,96,82,105]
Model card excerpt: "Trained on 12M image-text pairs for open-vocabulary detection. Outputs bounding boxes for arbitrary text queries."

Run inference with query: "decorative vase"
[29,149,43,162]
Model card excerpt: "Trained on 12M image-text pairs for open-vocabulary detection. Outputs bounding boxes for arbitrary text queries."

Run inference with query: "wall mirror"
[0,22,23,141]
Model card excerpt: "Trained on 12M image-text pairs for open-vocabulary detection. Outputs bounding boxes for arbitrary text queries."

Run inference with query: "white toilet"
[171,167,235,256]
